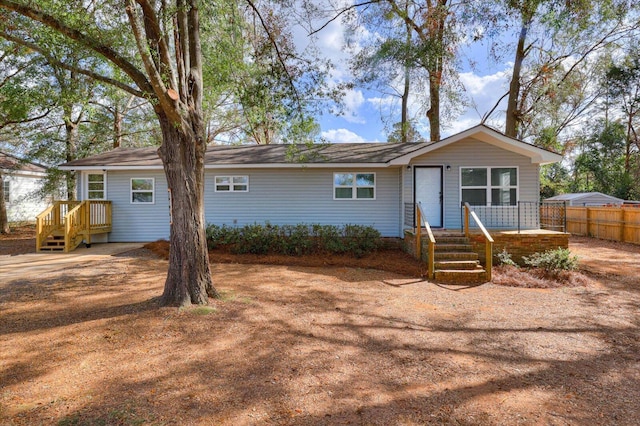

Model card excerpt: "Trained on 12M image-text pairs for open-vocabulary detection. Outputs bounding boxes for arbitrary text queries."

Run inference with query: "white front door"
[415,166,443,228]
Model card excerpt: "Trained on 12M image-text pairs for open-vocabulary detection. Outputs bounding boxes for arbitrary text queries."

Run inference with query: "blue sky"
[300,6,515,143]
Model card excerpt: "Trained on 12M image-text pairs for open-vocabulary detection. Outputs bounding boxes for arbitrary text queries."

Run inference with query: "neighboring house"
[0,152,51,222]
[55,124,562,243]
[545,192,625,206]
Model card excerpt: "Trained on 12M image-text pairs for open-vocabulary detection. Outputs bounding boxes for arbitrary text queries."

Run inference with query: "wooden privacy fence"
[565,206,640,245]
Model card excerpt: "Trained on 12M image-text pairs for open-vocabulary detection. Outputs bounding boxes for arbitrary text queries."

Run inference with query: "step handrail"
[35,203,58,251]
[463,202,494,281]
[416,202,436,279]
[64,201,87,252]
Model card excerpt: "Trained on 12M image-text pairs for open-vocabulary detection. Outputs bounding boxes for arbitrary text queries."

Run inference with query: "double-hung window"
[334,173,375,200]
[131,178,154,203]
[215,176,248,192]
[461,167,517,206]
[87,173,105,200]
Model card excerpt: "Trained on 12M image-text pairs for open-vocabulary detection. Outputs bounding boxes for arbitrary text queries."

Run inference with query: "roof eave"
[60,162,396,171]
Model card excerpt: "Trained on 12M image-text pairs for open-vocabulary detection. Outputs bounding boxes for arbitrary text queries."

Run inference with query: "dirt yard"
[0,230,639,425]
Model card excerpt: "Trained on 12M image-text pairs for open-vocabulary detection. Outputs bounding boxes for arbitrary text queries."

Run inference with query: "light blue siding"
[204,168,403,237]
[87,167,403,241]
[105,170,170,242]
[408,138,540,230]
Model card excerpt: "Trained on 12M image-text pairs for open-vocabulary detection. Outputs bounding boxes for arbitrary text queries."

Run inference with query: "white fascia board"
[58,165,164,171]
[59,163,394,171]
[204,163,392,169]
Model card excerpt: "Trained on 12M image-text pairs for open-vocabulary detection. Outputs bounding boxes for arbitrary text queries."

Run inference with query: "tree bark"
[0,173,9,234]
[427,73,441,142]
[64,115,78,201]
[401,7,411,144]
[156,111,218,307]
[505,17,531,138]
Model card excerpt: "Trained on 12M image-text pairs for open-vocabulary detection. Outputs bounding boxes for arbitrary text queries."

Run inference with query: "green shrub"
[205,224,240,249]
[522,247,578,271]
[313,224,346,253]
[205,222,382,257]
[343,224,382,258]
[234,223,278,254]
[280,224,314,255]
[497,248,517,267]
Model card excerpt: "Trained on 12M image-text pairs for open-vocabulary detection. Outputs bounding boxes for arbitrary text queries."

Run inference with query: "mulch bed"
[144,240,428,278]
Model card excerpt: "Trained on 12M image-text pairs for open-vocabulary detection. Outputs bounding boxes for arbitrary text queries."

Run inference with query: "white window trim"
[130,177,155,204]
[333,172,377,200]
[459,166,519,206]
[214,175,249,192]
[85,171,106,201]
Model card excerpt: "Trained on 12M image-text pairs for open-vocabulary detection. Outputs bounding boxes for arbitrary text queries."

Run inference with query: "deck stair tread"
[423,232,488,284]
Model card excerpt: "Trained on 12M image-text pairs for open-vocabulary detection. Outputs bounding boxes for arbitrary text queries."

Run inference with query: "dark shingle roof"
[0,152,47,173]
[60,142,430,168]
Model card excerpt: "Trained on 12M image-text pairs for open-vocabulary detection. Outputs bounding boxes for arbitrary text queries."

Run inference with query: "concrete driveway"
[0,243,145,281]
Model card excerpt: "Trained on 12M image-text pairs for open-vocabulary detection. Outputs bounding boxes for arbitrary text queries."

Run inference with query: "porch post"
[415,204,422,259]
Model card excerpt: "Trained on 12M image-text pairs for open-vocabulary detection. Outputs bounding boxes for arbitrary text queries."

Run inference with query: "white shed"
[545,192,624,206]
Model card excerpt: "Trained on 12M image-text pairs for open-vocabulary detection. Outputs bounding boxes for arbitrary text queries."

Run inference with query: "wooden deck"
[36,200,112,252]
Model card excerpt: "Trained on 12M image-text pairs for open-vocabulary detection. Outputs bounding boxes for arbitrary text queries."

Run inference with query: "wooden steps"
[431,232,488,284]
[39,234,66,251]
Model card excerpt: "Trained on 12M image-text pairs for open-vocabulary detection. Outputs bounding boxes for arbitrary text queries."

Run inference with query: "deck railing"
[459,201,566,232]
[36,201,81,250]
[463,202,494,281]
[36,200,112,252]
[415,202,436,279]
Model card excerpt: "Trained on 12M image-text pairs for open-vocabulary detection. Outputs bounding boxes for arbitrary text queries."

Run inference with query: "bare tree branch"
[309,1,379,36]
[0,108,52,130]
[0,0,154,95]
[125,0,182,123]
[245,0,303,110]
[0,31,145,97]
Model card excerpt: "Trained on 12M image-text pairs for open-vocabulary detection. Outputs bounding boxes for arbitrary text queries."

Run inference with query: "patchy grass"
[187,306,217,316]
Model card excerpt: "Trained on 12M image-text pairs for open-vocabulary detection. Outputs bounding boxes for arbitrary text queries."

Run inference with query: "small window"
[2,179,9,203]
[334,173,375,200]
[215,175,248,192]
[131,178,154,203]
[461,167,518,206]
[87,173,105,200]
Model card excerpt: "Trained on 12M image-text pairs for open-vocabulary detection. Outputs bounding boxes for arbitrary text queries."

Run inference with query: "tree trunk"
[401,12,411,144]
[0,173,9,234]
[156,111,218,307]
[113,104,122,148]
[505,18,530,138]
[64,115,78,200]
[427,73,441,142]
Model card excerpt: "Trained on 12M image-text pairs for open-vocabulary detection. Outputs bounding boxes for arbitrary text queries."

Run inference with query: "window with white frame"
[334,173,376,200]
[131,178,154,203]
[215,175,248,192]
[87,173,105,200]
[2,179,9,203]
[461,167,517,206]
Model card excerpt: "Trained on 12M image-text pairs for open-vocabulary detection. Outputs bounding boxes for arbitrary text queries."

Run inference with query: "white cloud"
[321,128,367,143]
[341,89,366,124]
[367,95,398,109]
[459,68,511,97]
[442,118,483,138]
